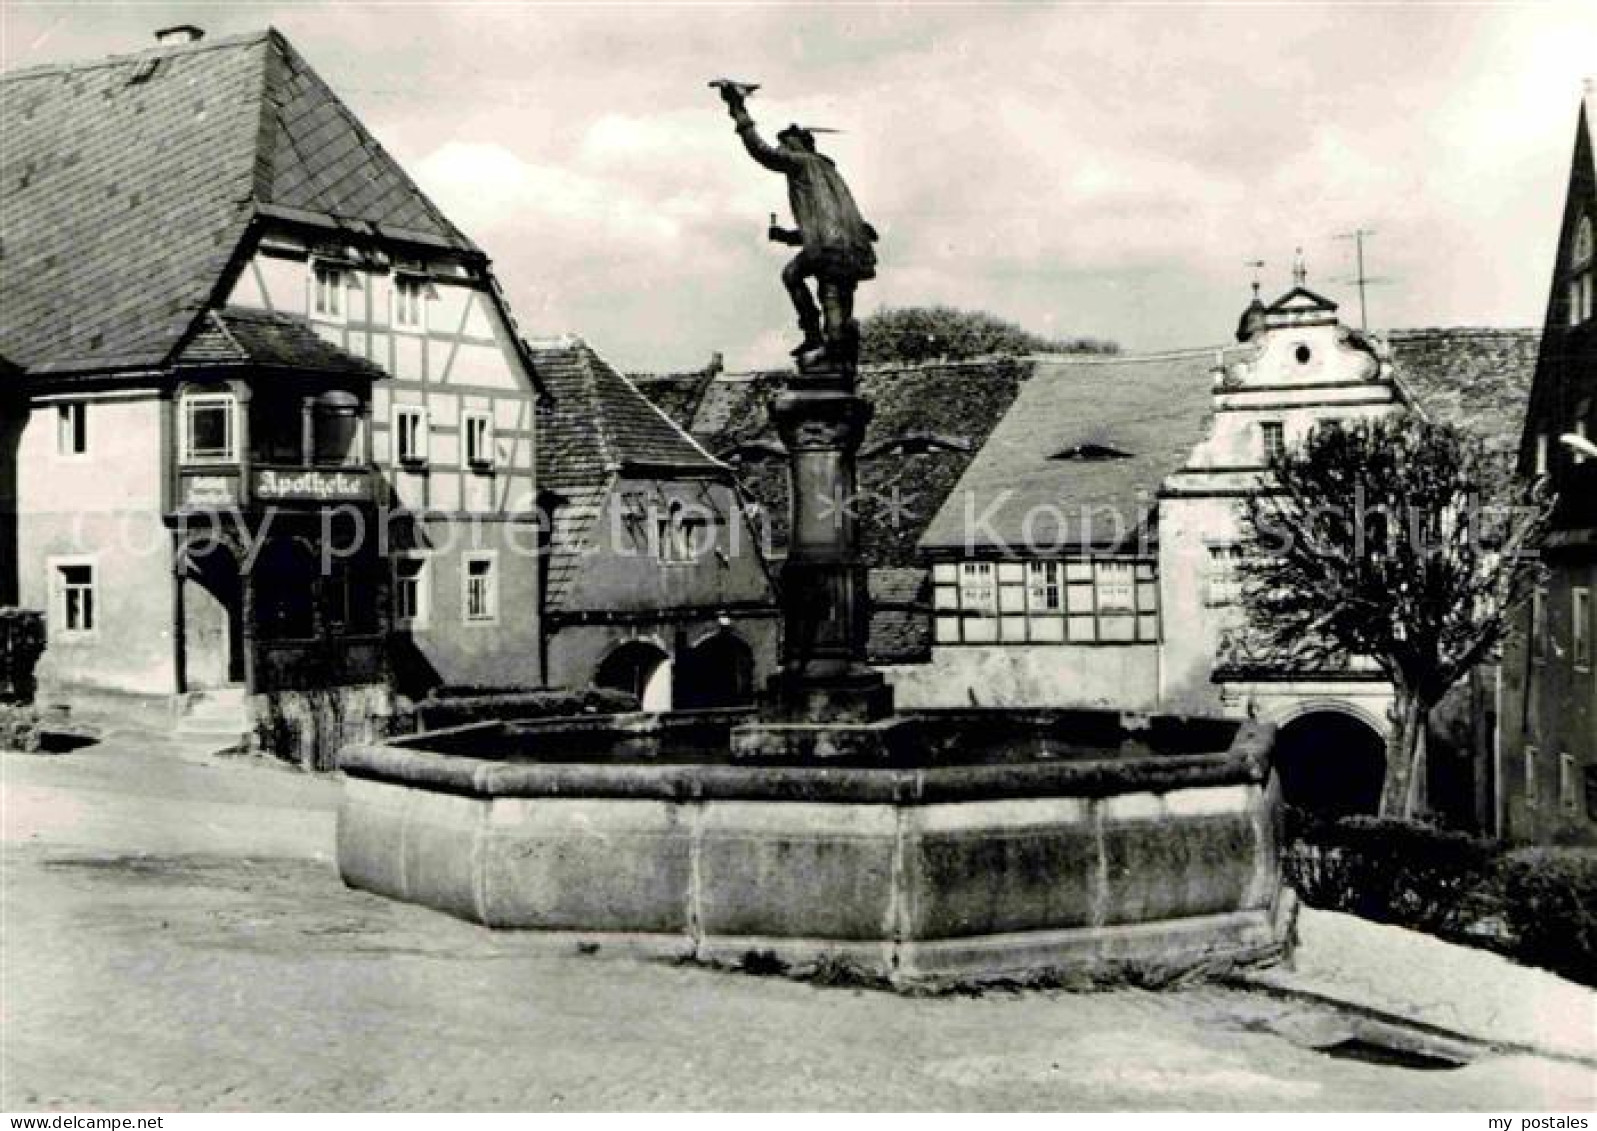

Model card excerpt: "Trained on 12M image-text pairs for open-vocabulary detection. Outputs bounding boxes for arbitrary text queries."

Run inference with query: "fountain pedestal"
[731,363,902,760]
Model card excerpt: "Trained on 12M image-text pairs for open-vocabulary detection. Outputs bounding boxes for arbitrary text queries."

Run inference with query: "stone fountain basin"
[336,709,1295,987]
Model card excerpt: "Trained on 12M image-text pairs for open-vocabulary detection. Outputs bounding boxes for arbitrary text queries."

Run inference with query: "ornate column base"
[759,663,895,726]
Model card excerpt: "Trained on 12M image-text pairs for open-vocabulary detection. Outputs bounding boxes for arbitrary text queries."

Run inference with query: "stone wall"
[337,723,1294,987]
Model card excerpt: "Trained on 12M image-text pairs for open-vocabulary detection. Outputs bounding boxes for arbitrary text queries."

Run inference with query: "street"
[2,739,1592,1111]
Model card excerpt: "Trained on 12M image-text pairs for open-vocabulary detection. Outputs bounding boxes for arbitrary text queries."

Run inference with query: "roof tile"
[1,28,475,379]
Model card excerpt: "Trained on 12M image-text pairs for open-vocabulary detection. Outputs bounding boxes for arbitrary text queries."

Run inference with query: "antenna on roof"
[1292,247,1307,288]
[1333,227,1392,331]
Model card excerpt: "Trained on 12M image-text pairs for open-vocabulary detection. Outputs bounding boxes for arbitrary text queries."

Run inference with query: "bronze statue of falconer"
[714,81,878,368]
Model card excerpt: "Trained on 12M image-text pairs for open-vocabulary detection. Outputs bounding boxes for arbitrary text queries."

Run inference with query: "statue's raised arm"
[712,81,878,369]
[718,86,798,174]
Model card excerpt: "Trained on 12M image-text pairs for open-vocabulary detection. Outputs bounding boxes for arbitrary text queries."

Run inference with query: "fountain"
[334,88,1296,987]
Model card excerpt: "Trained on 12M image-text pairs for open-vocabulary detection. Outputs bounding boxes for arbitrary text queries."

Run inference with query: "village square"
[1,2,1594,1116]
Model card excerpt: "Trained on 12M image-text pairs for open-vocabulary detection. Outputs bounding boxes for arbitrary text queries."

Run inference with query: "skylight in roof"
[1050,442,1133,462]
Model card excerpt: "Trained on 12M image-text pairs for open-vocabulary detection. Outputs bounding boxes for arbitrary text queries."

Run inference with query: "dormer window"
[1050,442,1132,462]
[1570,215,1594,327]
[656,501,706,564]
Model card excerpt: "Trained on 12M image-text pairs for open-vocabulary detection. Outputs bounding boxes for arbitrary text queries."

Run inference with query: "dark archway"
[675,631,756,711]
[1275,710,1386,819]
[182,543,244,688]
[255,537,319,641]
[594,641,672,712]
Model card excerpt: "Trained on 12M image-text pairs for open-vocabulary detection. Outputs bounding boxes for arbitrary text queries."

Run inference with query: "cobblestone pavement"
[3,742,1593,1111]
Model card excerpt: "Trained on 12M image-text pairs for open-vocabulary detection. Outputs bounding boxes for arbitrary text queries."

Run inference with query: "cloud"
[12,2,1592,369]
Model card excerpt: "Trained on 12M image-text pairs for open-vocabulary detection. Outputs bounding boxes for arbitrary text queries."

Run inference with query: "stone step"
[176,715,249,734]
[184,686,248,717]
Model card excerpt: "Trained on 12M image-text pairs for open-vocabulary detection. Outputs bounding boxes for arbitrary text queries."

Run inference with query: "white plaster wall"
[888,644,1160,711]
[17,396,176,694]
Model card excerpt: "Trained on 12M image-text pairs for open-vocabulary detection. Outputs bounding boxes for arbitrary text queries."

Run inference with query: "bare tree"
[1233,415,1551,818]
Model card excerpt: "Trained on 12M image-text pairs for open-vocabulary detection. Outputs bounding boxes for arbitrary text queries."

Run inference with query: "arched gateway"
[1273,708,1387,818]
[675,631,756,710]
[594,641,673,712]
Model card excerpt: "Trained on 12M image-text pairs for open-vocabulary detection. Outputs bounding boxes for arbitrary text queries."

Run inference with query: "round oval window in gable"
[1295,344,1312,365]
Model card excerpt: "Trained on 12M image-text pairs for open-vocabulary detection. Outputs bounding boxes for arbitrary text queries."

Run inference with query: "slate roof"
[0,28,476,378]
[1387,328,1539,460]
[531,339,724,489]
[919,350,1227,553]
[176,306,388,379]
[531,339,727,611]
[866,567,931,665]
[919,330,1542,556]
[629,371,719,429]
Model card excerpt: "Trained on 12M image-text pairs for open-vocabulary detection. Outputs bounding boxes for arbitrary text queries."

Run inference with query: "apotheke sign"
[253,468,370,502]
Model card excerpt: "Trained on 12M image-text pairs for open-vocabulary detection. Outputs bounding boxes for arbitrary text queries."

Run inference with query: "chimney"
[154,25,204,46]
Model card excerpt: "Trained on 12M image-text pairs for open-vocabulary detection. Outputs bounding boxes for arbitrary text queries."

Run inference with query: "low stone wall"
[337,722,1295,986]
[256,683,395,770]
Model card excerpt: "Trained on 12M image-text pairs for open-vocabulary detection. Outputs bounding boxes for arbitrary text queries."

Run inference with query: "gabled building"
[1499,87,1597,844]
[0,27,544,756]
[912,283,1537,821]
[532,340,778,710]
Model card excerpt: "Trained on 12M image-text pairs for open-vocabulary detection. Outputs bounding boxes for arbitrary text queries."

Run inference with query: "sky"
[3,2,1594,372]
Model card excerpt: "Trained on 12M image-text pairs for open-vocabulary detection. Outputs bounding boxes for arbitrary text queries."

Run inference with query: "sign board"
[181,474,239,508]
[253,468,370,503]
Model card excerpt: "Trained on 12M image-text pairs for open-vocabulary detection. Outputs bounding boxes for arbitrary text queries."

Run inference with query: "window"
[313,263,346,320]
[1533,585,1548,664]
[1206,545,1245,607]
[1095,561,1135,612]
[1525,746,1539,809]
[463,554,497,623]
[656,502,707,563]
[1260,421,1285,464]
[958,562,996,613]
[54,561,95,635]
[393,275,427,330]
[393,556,429,628]
[181,393,237,463]
[463,411,494,469]
[393,405,428,466]
[934,558,1159,645]
[1026,562,1062,612]
[1535,432,1550,476]
[56,402,87,456]
[253,395,304,465]
[1574,275,1596,326]
[1560,753,1579,815]
[1569,216,1593,326]
[1575,587,1590,670]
